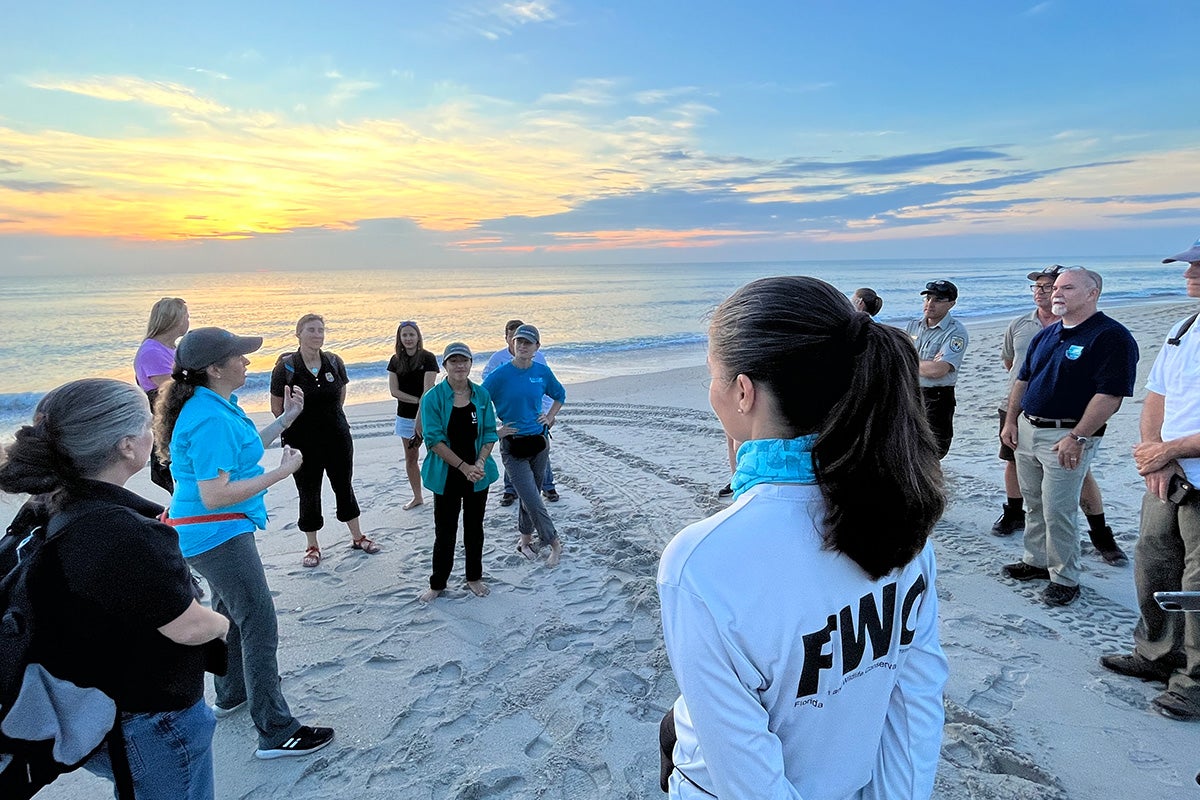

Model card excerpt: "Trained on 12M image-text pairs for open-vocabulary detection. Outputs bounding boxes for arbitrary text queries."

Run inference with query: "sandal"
[351,536,381,554]
[302,545,321,568]
[517,540,538,561]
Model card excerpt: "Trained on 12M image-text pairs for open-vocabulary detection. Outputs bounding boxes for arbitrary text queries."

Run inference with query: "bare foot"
[403,497,424,510]
[418,588,441,603]
[467,580,490,597]
[517,535,538,560]
[546,539,563,568]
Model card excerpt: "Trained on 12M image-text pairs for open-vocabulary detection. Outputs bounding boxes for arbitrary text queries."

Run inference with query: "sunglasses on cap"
[925,281,953,293]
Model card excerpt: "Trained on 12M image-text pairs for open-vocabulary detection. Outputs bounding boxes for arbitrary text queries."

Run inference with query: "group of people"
[5,238,1199,799]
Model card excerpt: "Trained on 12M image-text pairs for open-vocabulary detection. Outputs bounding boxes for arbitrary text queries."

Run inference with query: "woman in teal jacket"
[418,342,499,602]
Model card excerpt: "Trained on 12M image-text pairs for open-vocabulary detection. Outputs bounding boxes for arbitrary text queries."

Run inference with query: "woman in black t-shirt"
[0,378,229,800]
[270,314,377,568]
[386,320,438,510]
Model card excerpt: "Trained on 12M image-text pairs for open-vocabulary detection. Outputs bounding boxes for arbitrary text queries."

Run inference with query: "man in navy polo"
[999,267,1139,606]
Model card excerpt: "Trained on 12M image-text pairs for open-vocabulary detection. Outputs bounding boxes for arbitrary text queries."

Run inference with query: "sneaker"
[213,699,246,718]
[500,493,516,507]
[254,726,335,759]
[1100,653,1173,683]
[1001,561,1050,581]
[1151,691,1200,721]
[990,503,1025,537]
[717,483,734,499]
[542,489,560,502]
[1042,582,1080,606]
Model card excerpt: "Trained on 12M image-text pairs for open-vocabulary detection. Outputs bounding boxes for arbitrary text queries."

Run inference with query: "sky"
[1,1,1198,275]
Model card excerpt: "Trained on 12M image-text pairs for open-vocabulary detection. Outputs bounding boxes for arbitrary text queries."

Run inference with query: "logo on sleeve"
[1065,345,1084,360]
[949,336,965,353]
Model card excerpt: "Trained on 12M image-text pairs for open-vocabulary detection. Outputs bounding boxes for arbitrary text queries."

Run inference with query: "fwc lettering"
[796,575,926,699]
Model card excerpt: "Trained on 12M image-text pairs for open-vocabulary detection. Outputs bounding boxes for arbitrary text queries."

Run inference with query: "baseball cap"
[175,327,262,372]
[1027,264,1064,281]
[442,342,473,361]
[1163,235,1200,264]
[513,324,540,344]
[920,280,958,301]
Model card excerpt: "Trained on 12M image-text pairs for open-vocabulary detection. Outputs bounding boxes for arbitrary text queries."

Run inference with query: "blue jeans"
[187,532,301,749]
[84,698,216,800]
[503,454,555,494]
[500,439,559,546]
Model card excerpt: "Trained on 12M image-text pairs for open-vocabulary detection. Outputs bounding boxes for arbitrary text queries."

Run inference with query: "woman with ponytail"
[657,277,949,799]
[0,378,229,799]
[155,327,334,760]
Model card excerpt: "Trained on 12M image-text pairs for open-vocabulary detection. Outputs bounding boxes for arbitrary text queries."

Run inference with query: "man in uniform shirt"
[993,266,1126,565]
[1101,236,1200,721]
[906,279,968,459]
[1000,267,1138,606]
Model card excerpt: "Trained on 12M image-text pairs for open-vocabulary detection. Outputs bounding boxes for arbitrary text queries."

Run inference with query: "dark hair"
[0,379,151,499]
[853,287,883,316]
[505,319,523,334]
[153,366,211,462]
[709,276,944,579]
[393,320,432,376]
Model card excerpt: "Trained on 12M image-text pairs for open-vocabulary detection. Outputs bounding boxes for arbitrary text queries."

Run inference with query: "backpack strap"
[1167,311,1200,346]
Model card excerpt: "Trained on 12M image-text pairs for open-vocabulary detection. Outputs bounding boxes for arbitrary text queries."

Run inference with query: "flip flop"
[517,541,538,560]
[351,536,381,554]
[302,545,321,568]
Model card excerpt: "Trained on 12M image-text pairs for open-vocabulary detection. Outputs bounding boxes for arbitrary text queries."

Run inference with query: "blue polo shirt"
[168,387,266,557]
[482,360,566,435]
[1017,311,1138,421]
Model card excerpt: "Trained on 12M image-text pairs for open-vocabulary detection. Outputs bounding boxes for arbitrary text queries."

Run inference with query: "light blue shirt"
[482,360,566,435]
[168,386,265,557]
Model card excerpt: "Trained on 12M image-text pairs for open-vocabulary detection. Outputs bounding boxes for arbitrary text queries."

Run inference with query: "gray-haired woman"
[0,378,229,800]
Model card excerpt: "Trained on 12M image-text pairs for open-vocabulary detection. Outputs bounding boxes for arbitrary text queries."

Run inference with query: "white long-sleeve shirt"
[657,483,948,800]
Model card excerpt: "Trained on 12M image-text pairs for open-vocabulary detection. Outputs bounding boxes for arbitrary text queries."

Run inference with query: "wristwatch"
[1067,432,1089,445]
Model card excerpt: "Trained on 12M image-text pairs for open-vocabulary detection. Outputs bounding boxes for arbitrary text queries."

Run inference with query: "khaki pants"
[1014,415,1099,587]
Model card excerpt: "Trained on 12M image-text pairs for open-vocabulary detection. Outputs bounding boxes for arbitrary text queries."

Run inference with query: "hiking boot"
[717,483,734,499]
[1151,691,1200,721]
[1042,582,1080,606]
[1087,526,1128,566]
[1002,561,1050,581]
[500,493,516,507]
[254,725,335,759]
[542,489,560,502]
[990,503,1025,537]
[1100,653,1173,683]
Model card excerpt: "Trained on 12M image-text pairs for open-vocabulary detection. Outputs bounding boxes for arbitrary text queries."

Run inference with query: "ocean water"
[0,257,1187,435]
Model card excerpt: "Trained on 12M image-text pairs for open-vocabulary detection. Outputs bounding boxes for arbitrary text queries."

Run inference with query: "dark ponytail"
[709,276,944,579]
[153,371,207,462]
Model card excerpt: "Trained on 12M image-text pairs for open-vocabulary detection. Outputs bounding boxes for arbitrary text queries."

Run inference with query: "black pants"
[921,386,956,460]
[145,389,174,494]
[289,431,361,532]
[430,471,488,590]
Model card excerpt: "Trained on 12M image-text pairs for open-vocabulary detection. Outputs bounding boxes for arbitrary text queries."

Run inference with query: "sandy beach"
[23,298,1200,800]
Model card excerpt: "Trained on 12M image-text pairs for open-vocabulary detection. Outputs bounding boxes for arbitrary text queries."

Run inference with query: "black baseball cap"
[920,280,958,301]
[1027,265,1064,281]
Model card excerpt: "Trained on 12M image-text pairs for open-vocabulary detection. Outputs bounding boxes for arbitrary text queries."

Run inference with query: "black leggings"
[430,471,488,590]
[289,431,361,532]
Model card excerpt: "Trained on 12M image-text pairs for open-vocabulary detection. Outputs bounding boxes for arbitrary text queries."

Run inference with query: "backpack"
[0,499,134,800]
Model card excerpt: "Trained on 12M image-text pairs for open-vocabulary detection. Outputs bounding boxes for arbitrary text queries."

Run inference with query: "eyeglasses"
[1030,284,1055,294]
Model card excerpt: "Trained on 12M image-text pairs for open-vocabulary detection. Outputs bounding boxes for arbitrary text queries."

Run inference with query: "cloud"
[29,76,228,115]
[187,67,230,80]
[455,0,559,39]
[0,180,79,194]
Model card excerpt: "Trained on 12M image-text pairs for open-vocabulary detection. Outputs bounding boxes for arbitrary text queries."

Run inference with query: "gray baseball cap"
[1163,235,1200,264]
[513,324,540,344]
[442,342,473,361]
[175,327,262,372]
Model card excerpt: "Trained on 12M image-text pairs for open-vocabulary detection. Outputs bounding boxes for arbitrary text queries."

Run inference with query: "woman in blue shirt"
[154,327,334,760]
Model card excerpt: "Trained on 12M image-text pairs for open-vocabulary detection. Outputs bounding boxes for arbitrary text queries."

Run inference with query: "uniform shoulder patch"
[949,335,965,353]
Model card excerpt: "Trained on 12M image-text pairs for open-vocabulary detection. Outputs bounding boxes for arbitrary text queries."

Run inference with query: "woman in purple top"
[134,297,190,493]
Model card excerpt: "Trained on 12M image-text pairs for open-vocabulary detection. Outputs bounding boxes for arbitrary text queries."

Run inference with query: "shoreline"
[21,297,1200,800]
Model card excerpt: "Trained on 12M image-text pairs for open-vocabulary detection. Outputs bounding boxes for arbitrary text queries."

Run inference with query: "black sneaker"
[1100,653,1173,683]
[254,726,335,760]
[1151,690,1200,721]
[500,493,516,507]
[1042,582,1080,606]
[990,503,1025,536]
[717,483,734,499]
[542,489,560,502]
[1001,561,1050,581]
